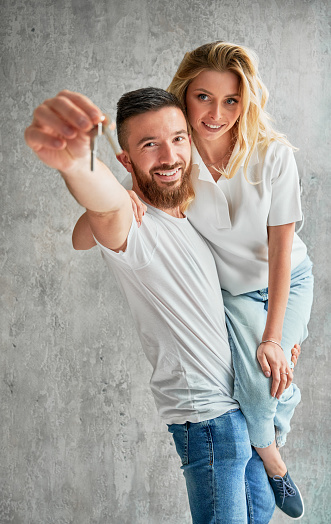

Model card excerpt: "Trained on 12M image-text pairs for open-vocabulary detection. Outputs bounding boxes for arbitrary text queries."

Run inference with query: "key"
[90,121,103,171]
[102,114,123,157]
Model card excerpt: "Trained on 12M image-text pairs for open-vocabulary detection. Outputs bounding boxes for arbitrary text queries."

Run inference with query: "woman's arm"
[264,222,295,340]
[257,222,295,399]
[72,212,97,250]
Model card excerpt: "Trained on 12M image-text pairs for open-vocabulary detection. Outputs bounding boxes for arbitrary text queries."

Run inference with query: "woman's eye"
[198,94,209,101]
[226,98,238,105]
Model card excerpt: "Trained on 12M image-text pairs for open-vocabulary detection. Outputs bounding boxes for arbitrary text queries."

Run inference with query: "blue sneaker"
[268,471,304,519]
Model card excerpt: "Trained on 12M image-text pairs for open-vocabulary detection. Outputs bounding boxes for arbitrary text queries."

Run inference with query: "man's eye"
[174,136,184,142]
[198,94,209,101]
[145,142,156,147]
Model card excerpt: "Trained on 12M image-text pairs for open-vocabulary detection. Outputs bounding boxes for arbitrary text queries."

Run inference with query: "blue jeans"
[222,255,314,448]
[168,409,275,523]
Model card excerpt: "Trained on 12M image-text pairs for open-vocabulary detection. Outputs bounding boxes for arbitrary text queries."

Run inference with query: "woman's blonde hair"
[168,41,294,181]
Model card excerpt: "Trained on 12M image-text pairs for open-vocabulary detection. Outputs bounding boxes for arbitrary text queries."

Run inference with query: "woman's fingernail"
[265,371,271,378]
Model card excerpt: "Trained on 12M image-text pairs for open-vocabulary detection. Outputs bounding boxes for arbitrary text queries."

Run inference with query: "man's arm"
[72,190,148,251]
[72,212,97,250]
[24,90,132,251]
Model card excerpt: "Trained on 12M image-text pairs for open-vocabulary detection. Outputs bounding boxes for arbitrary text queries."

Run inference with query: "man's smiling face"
[123,106,193,209]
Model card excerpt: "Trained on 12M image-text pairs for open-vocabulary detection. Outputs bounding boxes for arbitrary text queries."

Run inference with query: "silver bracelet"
[260,339,283,351]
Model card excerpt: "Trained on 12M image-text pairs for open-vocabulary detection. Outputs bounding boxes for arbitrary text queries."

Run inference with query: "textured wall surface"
[1,0,330,522]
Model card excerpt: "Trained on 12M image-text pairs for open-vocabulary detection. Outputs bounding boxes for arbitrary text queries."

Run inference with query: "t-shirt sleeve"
[267,143,303,226]
[94,213,158,270]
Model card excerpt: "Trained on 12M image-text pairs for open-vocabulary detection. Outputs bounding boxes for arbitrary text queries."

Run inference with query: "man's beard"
[131,160,194,210]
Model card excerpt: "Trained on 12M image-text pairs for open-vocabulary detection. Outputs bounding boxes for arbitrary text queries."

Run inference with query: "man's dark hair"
[116,87,187,149]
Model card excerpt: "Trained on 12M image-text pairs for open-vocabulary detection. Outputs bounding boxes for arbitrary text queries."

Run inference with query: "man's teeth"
[157,169,179,176]
[205,123,221,129]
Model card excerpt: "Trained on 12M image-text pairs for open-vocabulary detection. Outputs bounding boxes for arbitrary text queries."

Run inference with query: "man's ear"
[117,151,133,173]
[188,133,192,145]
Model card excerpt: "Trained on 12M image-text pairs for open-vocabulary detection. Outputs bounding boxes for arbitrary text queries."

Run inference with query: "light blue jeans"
[168,409,275,523]
[222,255,314,448]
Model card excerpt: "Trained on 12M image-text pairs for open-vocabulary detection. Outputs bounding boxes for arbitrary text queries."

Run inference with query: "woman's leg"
[222,289,285,449]
[222,288,300,477]
[222,258,313,518]
[222,256,313,451]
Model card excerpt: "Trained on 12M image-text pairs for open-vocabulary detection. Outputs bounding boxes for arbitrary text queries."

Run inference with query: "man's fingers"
[56,90,104,126]
[24,126,67,152]
[43,95,95,132]
[33,103,78,139]
[24,90,103,172]
[26,91,100,153]
[291,343,301,369]
[31,91,104,141]
[291,355,298,367]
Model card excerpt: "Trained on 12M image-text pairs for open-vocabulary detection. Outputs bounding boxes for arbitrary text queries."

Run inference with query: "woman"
[165,41,313,519]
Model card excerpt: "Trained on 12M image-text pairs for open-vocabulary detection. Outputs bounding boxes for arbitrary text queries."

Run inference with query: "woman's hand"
[257,341,293,399]
[128,190,147,227]
[257,342,301,399]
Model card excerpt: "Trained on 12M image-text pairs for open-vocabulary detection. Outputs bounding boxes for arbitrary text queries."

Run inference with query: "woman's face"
[185,69,242,142]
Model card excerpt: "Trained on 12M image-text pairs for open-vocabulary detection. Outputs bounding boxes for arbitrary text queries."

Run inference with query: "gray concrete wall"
[1,0,330,522]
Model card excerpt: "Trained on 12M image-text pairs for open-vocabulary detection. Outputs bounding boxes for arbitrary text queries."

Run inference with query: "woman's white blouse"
[186,141,307,296]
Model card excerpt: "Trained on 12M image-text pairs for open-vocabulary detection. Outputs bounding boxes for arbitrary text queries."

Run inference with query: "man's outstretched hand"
[24,90,104,173]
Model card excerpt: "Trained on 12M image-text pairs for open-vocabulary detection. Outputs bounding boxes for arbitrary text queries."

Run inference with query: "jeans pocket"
[168,422,189,466]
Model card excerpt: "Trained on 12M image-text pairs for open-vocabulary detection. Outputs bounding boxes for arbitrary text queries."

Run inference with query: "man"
[25,87,276,523]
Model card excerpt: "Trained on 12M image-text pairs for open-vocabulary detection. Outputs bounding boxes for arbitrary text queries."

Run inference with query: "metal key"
[102,114,122,157]
[90,121,103,171]
[90,114,123,171]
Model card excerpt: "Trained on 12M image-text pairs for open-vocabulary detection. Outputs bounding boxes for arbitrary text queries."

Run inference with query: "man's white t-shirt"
[95,205,238,425]
[187,141,307,296]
